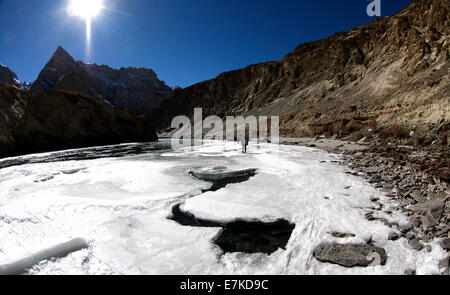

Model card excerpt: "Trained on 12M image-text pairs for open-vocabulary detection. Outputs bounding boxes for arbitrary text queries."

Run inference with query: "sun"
[67,0,104,61]
[68,0,103,19]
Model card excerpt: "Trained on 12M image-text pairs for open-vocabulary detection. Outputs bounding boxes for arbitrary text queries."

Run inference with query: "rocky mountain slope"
[154,0,449,139]
[31,47,173,115]
[0,64,20,86]
[0,82,157,158]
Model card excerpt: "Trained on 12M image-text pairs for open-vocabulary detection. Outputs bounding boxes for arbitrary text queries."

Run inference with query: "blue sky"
[0,0,411,88]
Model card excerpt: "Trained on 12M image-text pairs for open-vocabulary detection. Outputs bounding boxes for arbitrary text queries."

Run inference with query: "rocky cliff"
[31,46,173,115]
[0,82,157,158]
[0,64,20,86]
[155,0,449,138]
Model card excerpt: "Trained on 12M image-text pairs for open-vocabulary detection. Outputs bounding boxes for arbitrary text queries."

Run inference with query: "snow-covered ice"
[0,140,445,275]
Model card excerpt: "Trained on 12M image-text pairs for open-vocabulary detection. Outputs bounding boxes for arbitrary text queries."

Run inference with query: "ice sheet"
[0,140,445,274]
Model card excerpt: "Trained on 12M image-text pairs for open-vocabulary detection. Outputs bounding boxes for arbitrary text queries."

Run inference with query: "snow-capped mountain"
[0,64,20,86]
[31,46,174,115]
[19,81,31,91]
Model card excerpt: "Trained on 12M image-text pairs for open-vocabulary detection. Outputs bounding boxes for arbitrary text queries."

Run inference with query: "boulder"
[413,199,445,221]
[388,232,400,241]
[408,239,424,251]
[421,214,438,231]
[313,243,387,267]
[438,168,449,183]
[410,192,427,203]
[441,238,450,251]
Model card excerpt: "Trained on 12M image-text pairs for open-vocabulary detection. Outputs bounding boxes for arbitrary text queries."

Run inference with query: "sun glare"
[68,0,103,19]
[67,0,104,61]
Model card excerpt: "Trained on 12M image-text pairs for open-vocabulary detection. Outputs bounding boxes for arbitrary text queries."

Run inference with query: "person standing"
[241,133,249,154]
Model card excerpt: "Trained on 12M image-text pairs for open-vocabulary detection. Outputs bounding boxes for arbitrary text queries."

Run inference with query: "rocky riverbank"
[282,136,449,275]
[342,143,449,275]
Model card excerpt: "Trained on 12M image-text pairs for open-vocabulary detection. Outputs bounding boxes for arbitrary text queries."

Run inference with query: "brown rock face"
[31,46,173,115]
[0,82,157,158]
[0,64,19,86]
[154,0,449,135]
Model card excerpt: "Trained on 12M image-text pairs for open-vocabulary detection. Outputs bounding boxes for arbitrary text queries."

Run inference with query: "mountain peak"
[55,45,69,54]
[52,46,75,63]
[30,46,77,93]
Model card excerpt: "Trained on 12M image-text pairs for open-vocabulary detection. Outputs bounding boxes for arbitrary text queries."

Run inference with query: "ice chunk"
[190,167,257,182]
[0,238,89,275]
[189,167,257,191]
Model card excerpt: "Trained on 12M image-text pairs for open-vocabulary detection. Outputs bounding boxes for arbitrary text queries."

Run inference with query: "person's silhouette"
[242,133,249,154]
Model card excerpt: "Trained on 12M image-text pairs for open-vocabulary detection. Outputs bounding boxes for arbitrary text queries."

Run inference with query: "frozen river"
[0,140,445,275]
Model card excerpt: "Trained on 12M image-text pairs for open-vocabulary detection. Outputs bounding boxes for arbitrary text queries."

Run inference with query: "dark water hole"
[171,204,295,255]
[169,167,295,255]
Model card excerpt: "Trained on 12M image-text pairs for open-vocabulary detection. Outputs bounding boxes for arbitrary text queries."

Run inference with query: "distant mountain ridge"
[31,46,174,115]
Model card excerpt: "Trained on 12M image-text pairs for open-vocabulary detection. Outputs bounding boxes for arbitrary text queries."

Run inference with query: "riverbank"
[281,136,449,275]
